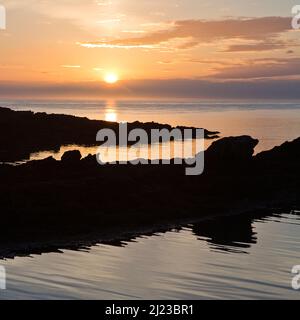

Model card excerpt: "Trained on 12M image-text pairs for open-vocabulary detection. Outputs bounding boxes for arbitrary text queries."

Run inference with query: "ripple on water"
[0,212,300,300]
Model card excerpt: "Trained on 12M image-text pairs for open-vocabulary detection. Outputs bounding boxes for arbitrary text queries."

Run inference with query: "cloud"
[212,58,300,79]
[1,78,300,100]
[5,0,117,30]
[81,16,293,49]
[96,19,121,24]
[185,59,243,66]
[122,30,146,34]
[223,40,291,52]
[177,41,199,49]
[61,65,81,68]
[78,42,155,49]
[0,64,24,69]
[96,1,113,6]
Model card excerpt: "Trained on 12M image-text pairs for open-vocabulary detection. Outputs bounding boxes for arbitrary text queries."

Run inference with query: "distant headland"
[0,107,219,163]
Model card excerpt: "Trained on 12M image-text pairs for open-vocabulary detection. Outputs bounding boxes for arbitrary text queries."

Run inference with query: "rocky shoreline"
[0,107,219,163]
[0,130,299,258]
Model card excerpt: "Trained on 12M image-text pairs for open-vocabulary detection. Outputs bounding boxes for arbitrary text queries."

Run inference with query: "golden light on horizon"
[104,100,118,122]
[104,73,119,84]
[105,109,118,122]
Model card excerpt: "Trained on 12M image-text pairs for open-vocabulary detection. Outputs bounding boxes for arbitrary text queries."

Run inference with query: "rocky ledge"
[0,135,299,258]
[0,107,219,162]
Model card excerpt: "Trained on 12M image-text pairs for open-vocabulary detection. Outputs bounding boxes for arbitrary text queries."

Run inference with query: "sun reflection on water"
[104,100,118,122]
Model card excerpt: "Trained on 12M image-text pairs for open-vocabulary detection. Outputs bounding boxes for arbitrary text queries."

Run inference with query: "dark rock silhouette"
[0,107,219,162]
[0,109,299,258]
[206,136,258,163]
[192,212,262,254]
[61,150,82,164]
[255,137,300,163]
[0,108,300,256]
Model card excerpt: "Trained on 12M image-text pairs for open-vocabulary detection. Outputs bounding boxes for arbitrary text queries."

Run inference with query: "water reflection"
[3,102,300,163]
[192,214,258,254]
[4,101,300,154]
[2,211,296,260]
[104,100,118,122]
[21,138,204,164]
[1,211,300,300]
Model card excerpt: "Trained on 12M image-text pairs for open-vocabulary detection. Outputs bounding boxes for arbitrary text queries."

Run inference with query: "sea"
[0,100,300,300]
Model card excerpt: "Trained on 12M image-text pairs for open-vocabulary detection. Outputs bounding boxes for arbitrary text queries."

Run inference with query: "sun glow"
[104,73,119,84]
[105,110,118,122]
[104,100,118,122]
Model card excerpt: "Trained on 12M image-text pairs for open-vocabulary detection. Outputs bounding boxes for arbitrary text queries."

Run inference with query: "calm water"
[2,100,300,155]
[0,212,300,300]
[1,100,300,300]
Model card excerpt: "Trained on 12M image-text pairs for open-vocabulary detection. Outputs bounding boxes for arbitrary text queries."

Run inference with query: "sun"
[104,73,119,84]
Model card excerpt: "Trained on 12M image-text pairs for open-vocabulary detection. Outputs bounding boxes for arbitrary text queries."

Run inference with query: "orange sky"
[0,0,300,99]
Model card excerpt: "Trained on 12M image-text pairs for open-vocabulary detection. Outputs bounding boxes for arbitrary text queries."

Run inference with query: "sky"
[0,0,300,99]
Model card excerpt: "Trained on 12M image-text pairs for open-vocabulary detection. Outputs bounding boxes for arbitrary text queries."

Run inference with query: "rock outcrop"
[0,135,299,258]
[61,150,82,164]
[207,136,259,163]
[0,107,219,163]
